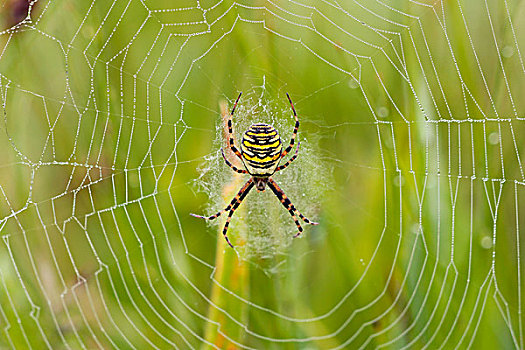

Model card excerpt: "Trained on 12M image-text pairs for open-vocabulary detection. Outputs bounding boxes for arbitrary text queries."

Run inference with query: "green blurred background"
[0,0,523,348]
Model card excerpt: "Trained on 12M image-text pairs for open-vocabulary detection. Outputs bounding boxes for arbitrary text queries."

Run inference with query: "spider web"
[193,84,332,258]
[0,0,523,348]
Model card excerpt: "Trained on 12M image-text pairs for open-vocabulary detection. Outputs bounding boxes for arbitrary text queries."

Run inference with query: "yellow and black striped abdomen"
[240,123,282,176]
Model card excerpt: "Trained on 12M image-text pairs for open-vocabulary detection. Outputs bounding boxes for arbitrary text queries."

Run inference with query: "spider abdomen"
[241,123,282,175]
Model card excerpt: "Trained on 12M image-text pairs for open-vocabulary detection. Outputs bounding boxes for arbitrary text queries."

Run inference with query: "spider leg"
[221,179,255,247]
[281,93,300,159]
[227,92,244,160]
[275,141,300,172]
[190,178,253,221]
[221,148,248,174]
[267,178,318,238]
[191,178,254,248]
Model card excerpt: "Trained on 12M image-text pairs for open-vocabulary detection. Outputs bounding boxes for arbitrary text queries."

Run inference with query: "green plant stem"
[203,175,250,349]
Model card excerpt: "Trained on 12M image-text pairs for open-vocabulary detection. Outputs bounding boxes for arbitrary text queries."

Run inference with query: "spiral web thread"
[0,0,523,348]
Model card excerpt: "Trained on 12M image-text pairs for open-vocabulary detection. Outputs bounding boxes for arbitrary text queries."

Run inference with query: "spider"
[191,92,319,248]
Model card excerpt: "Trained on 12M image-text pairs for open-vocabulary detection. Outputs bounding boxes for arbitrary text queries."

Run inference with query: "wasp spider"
[191,92,318,248]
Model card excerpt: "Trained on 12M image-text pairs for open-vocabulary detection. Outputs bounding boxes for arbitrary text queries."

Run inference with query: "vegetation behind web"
[0,0,523,349]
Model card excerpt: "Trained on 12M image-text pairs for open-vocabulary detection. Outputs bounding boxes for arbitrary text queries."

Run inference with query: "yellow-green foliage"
[0,0,523,349]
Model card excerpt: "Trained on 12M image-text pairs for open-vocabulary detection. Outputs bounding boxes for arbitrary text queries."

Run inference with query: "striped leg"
[296,211,319,225]
[221,148,248,174]
[191,178,253,221]
[290,212,303,238]
[275,142,299,172]
[227,92,243,160]
[268,178,318,238]
[281,93,300,158]
[221,179,255,247]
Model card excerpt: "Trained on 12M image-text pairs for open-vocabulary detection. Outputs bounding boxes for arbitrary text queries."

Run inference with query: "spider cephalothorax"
[191,93,318,248]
